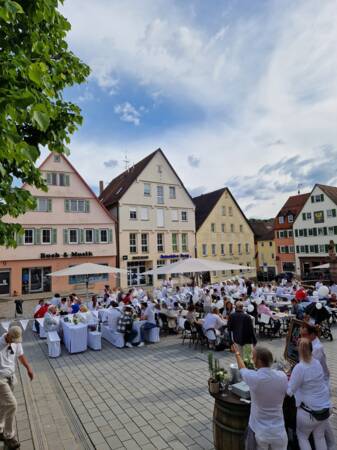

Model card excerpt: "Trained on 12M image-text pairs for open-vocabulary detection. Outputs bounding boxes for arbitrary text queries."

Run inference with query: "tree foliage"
[0,0,90,247]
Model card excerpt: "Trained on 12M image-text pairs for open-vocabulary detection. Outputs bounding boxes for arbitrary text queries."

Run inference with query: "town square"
[1,1,337,449]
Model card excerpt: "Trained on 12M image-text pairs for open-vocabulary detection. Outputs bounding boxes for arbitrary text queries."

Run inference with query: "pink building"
[0,153,117,297]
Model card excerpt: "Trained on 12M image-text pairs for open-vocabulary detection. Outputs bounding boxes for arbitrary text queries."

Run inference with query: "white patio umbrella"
[143,258,251,276]
[312,263,330,270]
[48,263,128,299]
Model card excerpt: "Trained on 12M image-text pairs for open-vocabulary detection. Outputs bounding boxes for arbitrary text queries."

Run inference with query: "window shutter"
[16,232,23,246]
[47,199,52,212]
[311,196,314,203]
[321,194,324,201]
[34,228,40,245]
[333,209,337,217]
[63,229,68,244]
[108,229,113,243]
[79,229,84,243]
[52,229,57,244]
[65,174,70,186]
[64,199,70,212]
[95,229,100,243]
[85,200,90,213]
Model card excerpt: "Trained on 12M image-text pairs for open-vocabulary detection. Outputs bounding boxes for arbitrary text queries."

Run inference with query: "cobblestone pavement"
[2,327,337,450]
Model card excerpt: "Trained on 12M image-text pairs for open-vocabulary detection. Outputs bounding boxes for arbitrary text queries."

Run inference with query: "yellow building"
[249,219,276,281]
[194,188,256,282]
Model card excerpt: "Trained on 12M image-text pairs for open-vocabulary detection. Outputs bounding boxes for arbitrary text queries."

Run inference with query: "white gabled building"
[293,184,337,277]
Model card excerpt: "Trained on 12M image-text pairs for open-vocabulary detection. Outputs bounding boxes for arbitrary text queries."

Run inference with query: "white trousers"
[296,407,328,450]
[0,379,17,439]
[255,433,288,450]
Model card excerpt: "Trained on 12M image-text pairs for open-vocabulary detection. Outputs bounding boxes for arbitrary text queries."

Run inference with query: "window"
[289,246,295,253]
[156,260,166,280]
[239,225,243,232]
[221,244,225,255]
[211,244,216,256]
[202,244,207,256]
[141,233,148,253]
[245,243,250,254]
[181,211,188,222]
[129,233,137,253]
[157,185,164,204]
[222,206,226,216]
[238,243,242,254]
[171,210,178,222]
[141,208,149,221]
[211,223,216,232]
[319,245,326,253]
[157,233,164,252]
[35,198,52,212]
[181,233,188,252]
[229,244,233,255]
[328,226,334,235]
[69,229,78,244]
[288,214,294,223]
[46,172,69,186]
[41,229,51,244]
[157,209,165,227]
[229,207,233,216]
[316,194,324,202]
[314,211,324,224]
[46,172,57,185]
[85,229,93,243]
[59,173,67,186]
[278,216,284,224]
[129,208,137,220]
[172,233,178,252]
[100,229,108,243]
[288,230,293,237]
[54,154,61,162]
[230,224,234,232]
[302,212,306,221]
[144,183,151,197]
[65,199,89,213]
[24,229,34,245]
[307,212,312,219]
[169,186,176,199]
[221,224,225,233]
[327,209,337,218]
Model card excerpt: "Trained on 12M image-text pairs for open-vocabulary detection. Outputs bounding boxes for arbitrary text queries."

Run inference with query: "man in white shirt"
[232,343,288,450]
[202,307,227,346]
[139,301,157,347]
[107,302,122,331]
[0,326,34,449]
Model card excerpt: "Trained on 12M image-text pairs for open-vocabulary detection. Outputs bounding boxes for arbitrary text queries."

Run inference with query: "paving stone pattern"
[2,328,337,450]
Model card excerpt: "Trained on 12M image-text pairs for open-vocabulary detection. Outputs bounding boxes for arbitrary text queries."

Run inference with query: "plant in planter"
[208,353,228,394]
[243,345,255,369]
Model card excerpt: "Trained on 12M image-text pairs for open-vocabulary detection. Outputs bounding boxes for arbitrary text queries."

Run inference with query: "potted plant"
[243,345,255,369]
[208,353,228,394]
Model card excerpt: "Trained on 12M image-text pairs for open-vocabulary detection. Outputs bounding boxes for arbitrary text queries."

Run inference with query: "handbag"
[300,403,330,421]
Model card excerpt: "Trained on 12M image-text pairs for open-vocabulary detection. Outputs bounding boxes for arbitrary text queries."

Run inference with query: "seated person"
[71,297,81,314]
[117,306,137,348]
[186,305,197,324]
[202,307,227,346]
[88,295,99,311]
[34,299,49,333]
[50,293,61,307]
[107,301,122,330]
[257,300,281,332]
[139,301,157,347]
[59,297,69,315]
[222,300,234,319]
[43,305,60,332]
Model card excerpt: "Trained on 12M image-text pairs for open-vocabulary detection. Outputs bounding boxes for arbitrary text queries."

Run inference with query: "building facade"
[293,184,337,277]
[249,219,276,281]
[0,154,117,297]
[194,188,256,282]
[100,149,196,288]
[274,193,309,274]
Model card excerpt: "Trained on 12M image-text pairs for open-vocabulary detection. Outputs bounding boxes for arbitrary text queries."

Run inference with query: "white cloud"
[60,0,337,218]
[114,102,141,126]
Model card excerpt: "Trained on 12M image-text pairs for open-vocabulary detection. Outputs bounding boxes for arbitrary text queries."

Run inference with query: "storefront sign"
[159,253,190,259]
[131,256,149,260]
[40,251,93,259]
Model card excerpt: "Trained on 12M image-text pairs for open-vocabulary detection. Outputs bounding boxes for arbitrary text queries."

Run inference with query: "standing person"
[0,326,34,449]
[227,301,257,356]
[232,344,288,450]
[287,338,331,450]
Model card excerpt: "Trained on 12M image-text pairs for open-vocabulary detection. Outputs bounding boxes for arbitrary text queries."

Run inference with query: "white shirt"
[143,306,156,325]
[50,296,61,307]
[287,359,331,409]
[202,313,226,331]
[0,334,23,378]
[312,337,329,383]
[107,308,122,330]
[240,368,287,441]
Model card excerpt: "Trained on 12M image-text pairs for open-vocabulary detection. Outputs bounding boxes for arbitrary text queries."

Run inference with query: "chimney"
[99,180,104,195]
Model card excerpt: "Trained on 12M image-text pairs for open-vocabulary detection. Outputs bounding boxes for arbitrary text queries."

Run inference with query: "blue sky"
[57,0,337,218]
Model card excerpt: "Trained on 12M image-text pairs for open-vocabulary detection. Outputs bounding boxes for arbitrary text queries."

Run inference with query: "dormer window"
[278,216,284,224]
[288,214,294,223]
[54,154,61,162]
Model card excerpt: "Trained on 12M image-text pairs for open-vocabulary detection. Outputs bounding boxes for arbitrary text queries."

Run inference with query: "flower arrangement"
[208,353,229,394]
[243,345,255,370]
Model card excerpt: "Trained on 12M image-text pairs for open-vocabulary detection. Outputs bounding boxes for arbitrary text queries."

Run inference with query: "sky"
[55,0,337,218]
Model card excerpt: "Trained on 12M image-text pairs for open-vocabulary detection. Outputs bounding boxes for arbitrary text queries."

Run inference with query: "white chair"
[46,331,61,358]
[88,331,102,350]
[145,327,160,343]
[101,325,124,348]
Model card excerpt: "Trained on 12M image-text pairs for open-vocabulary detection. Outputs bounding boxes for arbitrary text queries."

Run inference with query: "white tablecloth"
[61,321,88,353]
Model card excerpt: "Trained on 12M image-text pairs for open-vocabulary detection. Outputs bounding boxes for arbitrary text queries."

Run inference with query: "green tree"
[0,0,90,247]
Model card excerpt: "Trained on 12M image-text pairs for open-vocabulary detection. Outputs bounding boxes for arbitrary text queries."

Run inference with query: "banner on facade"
[20,319,30,331]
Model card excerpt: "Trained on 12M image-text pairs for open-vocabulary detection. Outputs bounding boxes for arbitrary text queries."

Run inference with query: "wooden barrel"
[212,389,250,450]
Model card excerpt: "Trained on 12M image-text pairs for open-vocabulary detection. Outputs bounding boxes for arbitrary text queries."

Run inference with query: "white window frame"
[141,233,149,253]
[129,233,137,253]
[238,243,242,255]
[211,223,216,232]
[222,206,226,216]
[171,210,178,222]
[69,229,78,244]
[35,198,49,212]
[245,243,250,254]
[288,215,294,223]
[169,186,176,199]
[100,229,108,243]
[278,216,284,224]
[156,209,165,227]
[181,211,188,222]
[172,233,178,252]
[24,229,34,245]
[157,185,164,204]
[221,244,225,255]
[228,207,233,216]
[211,244,216,256]
[85,229,94,243]
[157,233,164,252]
[181,233,188,252]
[140,207,149,221]
[129,208,137,220]
[144,183,151,197]
[41,228,51,244]
[229,243,233,255]
[202,244,207,256]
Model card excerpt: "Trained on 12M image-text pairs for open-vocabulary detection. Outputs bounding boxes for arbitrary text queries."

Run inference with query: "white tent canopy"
[143,258,251,276]
[312,263,330,270]
[48,263,127,277]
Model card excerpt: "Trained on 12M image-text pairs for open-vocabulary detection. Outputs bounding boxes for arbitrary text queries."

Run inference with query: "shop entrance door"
[127,262,147,286]
[30,268,43,292]
[0,271,10,295]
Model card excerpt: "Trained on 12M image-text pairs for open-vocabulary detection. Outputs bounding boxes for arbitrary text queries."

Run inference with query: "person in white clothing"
[202,307,226,346]
[232,343,288,450]
[107,302,122,331]
[287,338,331,450]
